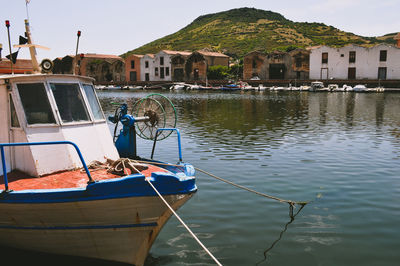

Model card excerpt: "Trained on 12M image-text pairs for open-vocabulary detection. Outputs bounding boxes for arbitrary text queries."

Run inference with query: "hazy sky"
[2,0,400,61]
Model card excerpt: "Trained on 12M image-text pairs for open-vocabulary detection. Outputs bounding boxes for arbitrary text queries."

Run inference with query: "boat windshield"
[17,83,56,125]
[49,83,90,123]
[82,84,104,120]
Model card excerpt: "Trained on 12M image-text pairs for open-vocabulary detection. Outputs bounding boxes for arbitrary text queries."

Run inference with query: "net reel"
[109,93,177,159]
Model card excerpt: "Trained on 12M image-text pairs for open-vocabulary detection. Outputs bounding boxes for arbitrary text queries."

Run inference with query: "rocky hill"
[123,7,395,59]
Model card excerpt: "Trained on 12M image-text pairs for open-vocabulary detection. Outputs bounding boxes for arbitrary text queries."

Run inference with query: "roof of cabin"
[0,73,95,82]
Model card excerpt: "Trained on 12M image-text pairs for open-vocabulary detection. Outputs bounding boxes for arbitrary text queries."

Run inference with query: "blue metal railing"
[151,128,183,162]
[0,141,94,192]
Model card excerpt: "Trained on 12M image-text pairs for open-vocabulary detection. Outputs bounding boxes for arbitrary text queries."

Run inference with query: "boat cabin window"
[17,83,56,124]
[50,83,89,123]
[9,94,20,127]
[82,84,104,120]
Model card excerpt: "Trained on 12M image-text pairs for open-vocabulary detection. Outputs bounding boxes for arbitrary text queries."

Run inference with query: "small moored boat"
[0,18,196,266]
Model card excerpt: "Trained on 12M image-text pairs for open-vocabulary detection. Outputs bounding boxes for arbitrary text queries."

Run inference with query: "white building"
[151,50,191,82]
[140,54,155,82]
[309,44,400,80]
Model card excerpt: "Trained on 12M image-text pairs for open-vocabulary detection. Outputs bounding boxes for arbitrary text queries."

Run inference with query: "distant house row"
[3,33,399,82]
[125,50,229,82]
[245,33,400,81]
[51,49,229,83]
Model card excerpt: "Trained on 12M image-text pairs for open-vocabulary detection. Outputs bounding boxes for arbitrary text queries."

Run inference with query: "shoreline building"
[243,49,310,80]
[185,50,229,81]
[125,54,143,82]
[152,50,191,82]
[53,54,125,83]
[140,54,155,82]
[309,43,400,80]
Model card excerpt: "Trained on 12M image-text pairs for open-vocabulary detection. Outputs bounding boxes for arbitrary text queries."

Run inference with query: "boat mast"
[24,19,40,73]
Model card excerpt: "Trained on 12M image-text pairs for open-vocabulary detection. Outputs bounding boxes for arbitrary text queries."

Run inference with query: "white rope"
[145,177,222,266]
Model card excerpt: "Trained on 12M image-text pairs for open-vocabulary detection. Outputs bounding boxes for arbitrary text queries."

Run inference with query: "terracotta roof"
[129,54,144,58]
[394,32,400,40]
[197,51,229,57]
[161,50,192,56]
[82,53,122,59]
[144,54,155,58]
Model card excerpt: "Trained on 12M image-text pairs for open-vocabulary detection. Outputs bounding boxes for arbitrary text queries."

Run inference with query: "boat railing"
[0,141,94,192]
[151,128,183,162]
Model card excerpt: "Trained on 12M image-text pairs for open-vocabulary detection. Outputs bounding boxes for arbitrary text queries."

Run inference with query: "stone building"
[53,54,125,83]
[170,52,192,81]
[243,49,310,80]
[185,50,229,81]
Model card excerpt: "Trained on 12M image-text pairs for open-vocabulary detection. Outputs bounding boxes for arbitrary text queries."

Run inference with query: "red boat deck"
[0,164,168,191]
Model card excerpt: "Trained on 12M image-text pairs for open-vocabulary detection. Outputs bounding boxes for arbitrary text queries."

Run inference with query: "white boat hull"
[0,193,194,265]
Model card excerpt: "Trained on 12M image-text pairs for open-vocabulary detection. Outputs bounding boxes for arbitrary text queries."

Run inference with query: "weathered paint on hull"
[0,193,194,265]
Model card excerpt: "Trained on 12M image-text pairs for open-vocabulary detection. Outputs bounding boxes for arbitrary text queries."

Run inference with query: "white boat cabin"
[0,74,119,177]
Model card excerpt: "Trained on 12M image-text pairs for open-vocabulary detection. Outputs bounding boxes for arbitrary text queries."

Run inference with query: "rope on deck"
[145,177,222,266]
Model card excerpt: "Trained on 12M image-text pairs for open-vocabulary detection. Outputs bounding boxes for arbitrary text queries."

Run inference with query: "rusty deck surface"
[0,164,168,191]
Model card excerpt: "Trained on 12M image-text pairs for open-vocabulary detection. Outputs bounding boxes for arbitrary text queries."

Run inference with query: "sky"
[1,0,400,61]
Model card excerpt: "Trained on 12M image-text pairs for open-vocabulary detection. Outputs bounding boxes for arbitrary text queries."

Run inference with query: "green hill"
[123,7,395,59]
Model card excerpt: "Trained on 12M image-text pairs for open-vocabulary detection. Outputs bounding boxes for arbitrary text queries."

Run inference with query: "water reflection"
[96,90,400,266]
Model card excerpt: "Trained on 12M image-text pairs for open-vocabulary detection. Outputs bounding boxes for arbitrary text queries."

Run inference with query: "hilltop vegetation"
[123,8,395,59]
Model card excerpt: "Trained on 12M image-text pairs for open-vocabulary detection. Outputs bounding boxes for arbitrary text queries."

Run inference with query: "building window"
[252,60,257,68]
[155,67,158,76]
[378,67,387,80]
[145,73,150,81]
[322,52,328,64]
[349,51,356,63]
[296,57,302,67]
[130,60,135,69]
[379,50,387,62]
[145,61,149,68]
[166,67,170,76]
[160,56,164,66]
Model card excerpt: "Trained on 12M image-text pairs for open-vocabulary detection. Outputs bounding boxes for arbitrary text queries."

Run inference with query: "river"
[96,90,400,266]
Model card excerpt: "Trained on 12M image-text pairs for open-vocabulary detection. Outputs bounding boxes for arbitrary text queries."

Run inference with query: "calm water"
[97,90,400,266]
[5,90,399,266]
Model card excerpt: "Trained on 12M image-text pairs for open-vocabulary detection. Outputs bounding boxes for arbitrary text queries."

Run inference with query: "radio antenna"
[25,0,30,21]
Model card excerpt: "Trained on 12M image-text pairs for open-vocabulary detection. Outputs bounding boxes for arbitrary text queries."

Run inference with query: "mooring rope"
[133,160,309,212]
[145,177,222,266]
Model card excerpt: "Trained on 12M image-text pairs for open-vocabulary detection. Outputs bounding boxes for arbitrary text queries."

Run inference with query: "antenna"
[73,30,81,75]
[5,20,14,74]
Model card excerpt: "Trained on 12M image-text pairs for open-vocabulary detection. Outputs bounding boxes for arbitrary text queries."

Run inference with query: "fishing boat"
[219,84,241,91]
[0,19,196,266]
[309,81,324,92]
